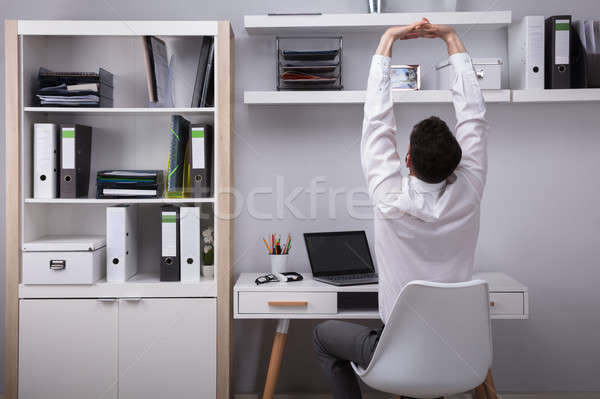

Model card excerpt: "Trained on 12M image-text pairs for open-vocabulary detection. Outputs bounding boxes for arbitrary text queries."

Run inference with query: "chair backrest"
[353,280,492,398]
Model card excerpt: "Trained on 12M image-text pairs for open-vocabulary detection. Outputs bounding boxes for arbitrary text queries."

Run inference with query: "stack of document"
[36,67,114,107]
[278,48,342,90]
[96,170,163,199]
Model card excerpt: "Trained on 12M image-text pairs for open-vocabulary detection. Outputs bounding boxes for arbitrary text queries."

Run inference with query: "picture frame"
[390,64,421,90]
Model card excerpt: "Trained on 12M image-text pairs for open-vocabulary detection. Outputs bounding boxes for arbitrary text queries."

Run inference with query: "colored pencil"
[263,238,272,254]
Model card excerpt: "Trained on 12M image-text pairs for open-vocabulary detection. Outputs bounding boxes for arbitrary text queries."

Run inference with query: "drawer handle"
[268,301,308,307]
[489,301,495,307]
[122,297,142,302]
[49,259,66,271]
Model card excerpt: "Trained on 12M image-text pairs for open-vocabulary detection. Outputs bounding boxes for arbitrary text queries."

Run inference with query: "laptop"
[303,231,378,286]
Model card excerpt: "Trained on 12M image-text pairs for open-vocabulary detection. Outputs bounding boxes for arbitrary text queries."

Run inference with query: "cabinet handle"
[122,297,142,302]
[489,301,495,307]
[268,301,308,307]
[49,259,66,271]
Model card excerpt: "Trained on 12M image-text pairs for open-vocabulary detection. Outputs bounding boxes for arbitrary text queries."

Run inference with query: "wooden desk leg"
[262,319,290,399]
[483,369,498,399]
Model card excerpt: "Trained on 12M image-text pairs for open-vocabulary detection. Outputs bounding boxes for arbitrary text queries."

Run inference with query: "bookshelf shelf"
[244,89,512,104]
[19,272,217,299]
[24,197,215,204]
[24,107,216,115]
[244,11,512,34]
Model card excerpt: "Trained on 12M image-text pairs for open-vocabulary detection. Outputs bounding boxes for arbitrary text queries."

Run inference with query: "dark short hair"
[409,116,462,184]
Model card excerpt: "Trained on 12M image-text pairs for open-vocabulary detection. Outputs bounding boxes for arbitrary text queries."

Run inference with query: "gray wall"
[2,0,600,394]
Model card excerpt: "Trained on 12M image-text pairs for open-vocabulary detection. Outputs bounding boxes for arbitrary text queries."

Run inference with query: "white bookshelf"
[244,89,512,104]
[5,20,234,399]
[244,11,512,34]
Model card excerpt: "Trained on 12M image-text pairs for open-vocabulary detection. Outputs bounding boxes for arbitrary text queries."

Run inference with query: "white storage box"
[22,235,106,284]
[436,58,503,90]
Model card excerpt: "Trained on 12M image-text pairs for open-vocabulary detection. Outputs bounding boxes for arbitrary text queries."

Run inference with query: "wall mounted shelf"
[244,89,511,104]
[512,89,600,103]
[244,11,512,34]
[244,89,600,105]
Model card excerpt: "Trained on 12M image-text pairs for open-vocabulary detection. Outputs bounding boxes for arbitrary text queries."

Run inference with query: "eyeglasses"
[255,273,280,285]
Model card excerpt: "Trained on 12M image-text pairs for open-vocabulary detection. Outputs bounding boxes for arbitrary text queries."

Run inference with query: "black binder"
[545,16,572,89]
[190,124,213,198]
[192,37,214,107]
[160,206,180,281]
[59,124,92,198]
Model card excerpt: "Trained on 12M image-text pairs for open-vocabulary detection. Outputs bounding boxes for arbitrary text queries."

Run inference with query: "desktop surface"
[233,272,528,320]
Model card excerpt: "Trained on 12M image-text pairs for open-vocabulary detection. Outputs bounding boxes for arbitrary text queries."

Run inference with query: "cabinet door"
[118,298,216,399]
[19,299,118,399]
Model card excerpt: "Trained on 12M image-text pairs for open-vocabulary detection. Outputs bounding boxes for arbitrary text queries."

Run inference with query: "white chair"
[352,280,492,398]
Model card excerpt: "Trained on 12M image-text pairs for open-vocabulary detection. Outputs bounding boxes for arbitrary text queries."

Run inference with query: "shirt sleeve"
[449,52,489,198]
[360,55,405,205]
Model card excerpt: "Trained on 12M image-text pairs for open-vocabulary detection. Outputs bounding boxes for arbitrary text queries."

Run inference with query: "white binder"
[180,206,201,282]
[509,16,545,89]
[33,123,58,199]
[106,205,138,282]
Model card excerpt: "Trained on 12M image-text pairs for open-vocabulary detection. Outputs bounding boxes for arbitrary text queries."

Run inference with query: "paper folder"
[180,206,201,282]
[33,123,59,199]
[545,16,572,89]
[60,124,92,198]
[161,206,180,281]
[190,124,213,198]
[106,205,138,282]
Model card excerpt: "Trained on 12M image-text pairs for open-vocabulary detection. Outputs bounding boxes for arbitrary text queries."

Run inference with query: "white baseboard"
[234,393,600,399]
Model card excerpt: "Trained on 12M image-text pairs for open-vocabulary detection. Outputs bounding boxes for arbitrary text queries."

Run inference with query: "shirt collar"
[410,175,446,193]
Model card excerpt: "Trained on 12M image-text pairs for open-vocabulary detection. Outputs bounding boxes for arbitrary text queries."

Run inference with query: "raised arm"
[361,21,428,204]
[423,25,489,197]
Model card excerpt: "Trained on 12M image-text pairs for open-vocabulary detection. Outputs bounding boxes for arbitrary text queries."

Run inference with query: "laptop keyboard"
[327,273,376,281]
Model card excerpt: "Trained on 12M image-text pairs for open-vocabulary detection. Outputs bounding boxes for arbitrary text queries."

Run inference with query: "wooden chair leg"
[474,382,487,399]
[483,369,498,399]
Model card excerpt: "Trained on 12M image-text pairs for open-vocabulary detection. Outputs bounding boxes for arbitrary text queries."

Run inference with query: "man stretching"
[313,18,488,399]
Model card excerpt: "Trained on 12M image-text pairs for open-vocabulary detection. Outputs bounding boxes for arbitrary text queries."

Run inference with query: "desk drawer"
[489,293,524,316]
[238,292,337,314]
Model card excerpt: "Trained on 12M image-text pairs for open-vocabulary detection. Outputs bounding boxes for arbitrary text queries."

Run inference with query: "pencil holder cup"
[270,254,289,274]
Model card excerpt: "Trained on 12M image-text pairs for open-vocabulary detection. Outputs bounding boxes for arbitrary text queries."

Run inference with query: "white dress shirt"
[361,52,489,324]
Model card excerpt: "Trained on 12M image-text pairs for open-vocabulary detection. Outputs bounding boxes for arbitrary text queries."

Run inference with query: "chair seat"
[352,280,493,398]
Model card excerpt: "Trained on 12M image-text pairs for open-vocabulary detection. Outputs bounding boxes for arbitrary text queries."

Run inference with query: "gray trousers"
[313,320,383,399]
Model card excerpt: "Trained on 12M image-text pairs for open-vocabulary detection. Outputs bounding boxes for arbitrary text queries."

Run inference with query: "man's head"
[407,116,462,184]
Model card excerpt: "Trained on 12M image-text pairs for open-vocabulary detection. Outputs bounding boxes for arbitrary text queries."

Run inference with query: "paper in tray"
[282,49,339,61]
[280,64,338,73]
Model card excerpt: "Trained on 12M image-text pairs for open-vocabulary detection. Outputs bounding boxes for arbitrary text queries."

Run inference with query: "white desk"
[234,272,528,399]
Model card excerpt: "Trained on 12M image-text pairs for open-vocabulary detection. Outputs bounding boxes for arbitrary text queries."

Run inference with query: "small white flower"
[203,245,212,254]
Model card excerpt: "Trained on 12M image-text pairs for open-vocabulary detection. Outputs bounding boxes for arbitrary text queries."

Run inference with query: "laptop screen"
[303,231,375,276]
